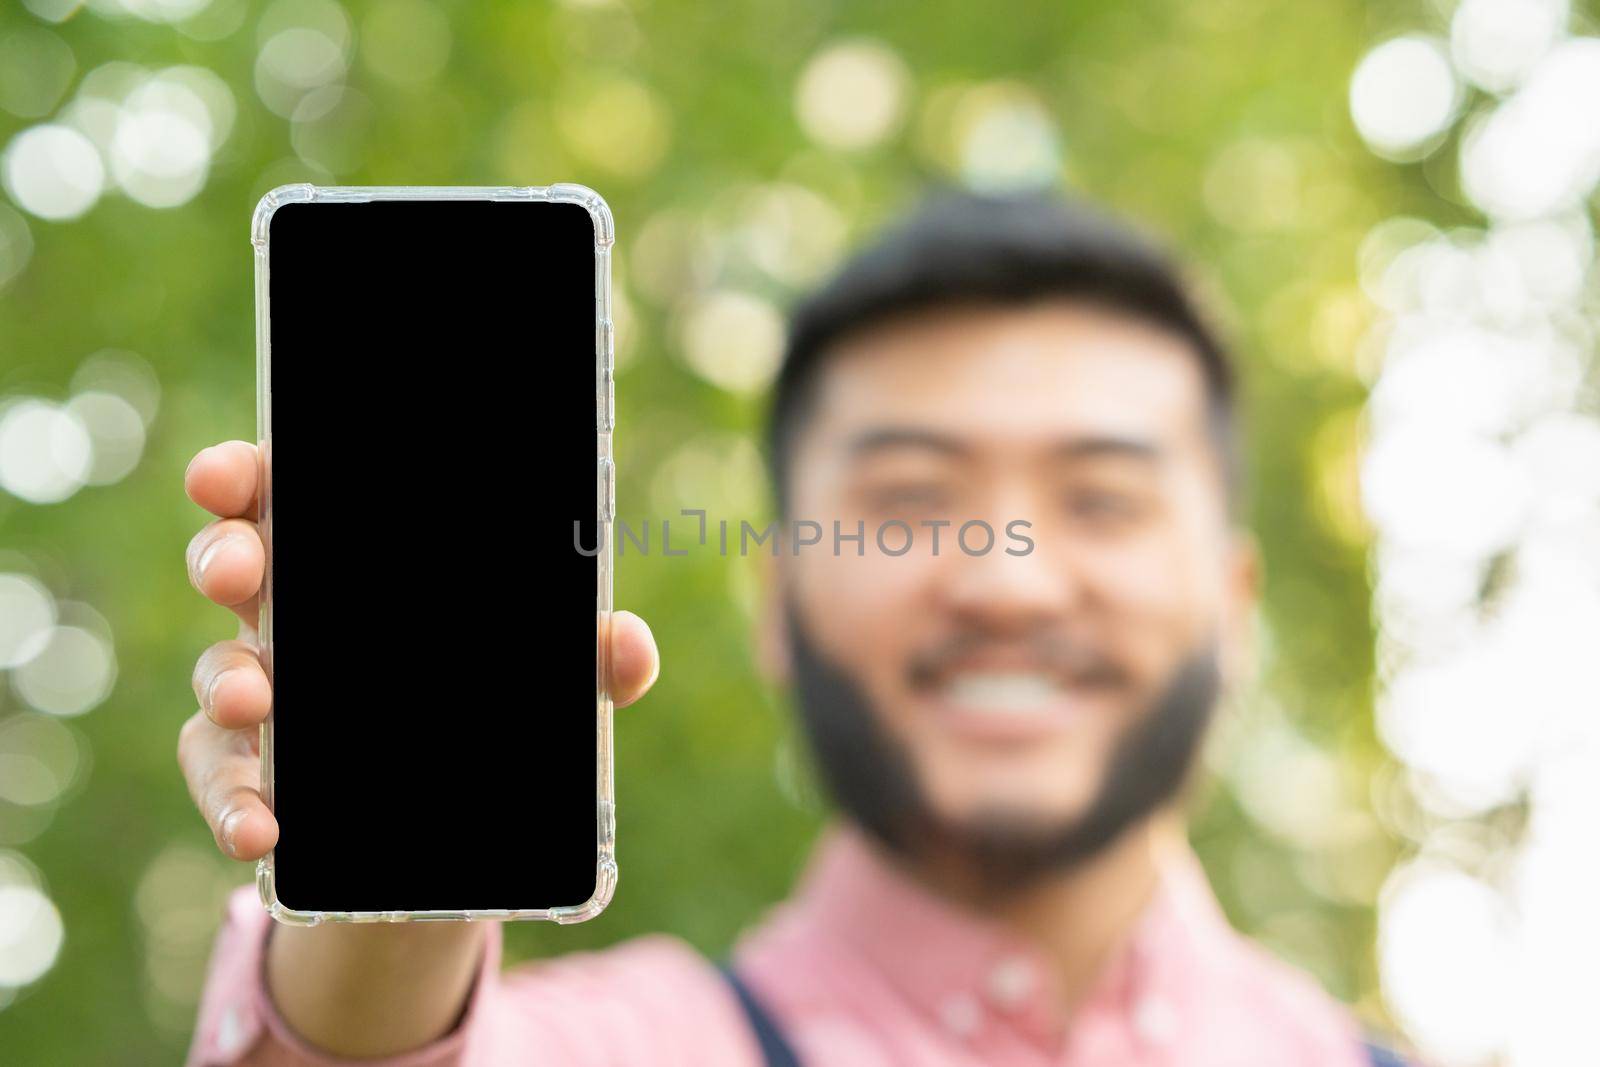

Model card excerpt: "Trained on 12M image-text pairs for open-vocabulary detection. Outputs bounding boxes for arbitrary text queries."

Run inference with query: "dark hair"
[766,185,1240,513]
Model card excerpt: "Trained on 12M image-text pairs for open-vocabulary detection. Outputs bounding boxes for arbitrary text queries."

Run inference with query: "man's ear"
[1219,528,1262,692]
[755,550,793,685]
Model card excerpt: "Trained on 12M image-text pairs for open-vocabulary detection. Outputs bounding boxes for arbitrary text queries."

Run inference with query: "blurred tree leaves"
[0,0,1404,1058]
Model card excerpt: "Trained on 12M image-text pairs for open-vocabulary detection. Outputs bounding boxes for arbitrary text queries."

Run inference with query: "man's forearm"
[265,921,490,1058]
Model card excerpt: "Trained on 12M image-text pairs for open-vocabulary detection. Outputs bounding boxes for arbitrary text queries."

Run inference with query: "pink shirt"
[188,823,1371,1066]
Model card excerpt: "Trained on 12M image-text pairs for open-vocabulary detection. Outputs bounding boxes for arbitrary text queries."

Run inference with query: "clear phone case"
[250,183,616,924]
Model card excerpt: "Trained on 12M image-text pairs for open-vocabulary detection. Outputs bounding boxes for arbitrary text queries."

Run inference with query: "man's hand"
[178,439,660,863]
[176,439,660,1058]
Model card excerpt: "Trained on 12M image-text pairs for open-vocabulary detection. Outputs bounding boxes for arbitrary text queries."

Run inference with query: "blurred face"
[772,300,1256,884]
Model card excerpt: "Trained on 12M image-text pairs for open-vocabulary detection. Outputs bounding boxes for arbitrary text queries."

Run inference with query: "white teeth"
[939,672,1066,715]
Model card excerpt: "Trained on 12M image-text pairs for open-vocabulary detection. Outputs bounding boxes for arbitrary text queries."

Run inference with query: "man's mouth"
[903,635,1130,743]
[915,661,1119,744]
[937,670,1072,715]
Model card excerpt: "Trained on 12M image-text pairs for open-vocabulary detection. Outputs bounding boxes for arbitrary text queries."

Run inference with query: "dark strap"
[718,963,802,1067]
[1363,1037,1412,1067]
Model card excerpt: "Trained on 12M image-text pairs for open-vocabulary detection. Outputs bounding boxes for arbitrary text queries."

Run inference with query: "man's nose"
[936,521,1085,634]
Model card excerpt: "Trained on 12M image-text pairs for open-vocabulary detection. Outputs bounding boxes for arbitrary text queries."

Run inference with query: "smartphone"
[252,184,615,923]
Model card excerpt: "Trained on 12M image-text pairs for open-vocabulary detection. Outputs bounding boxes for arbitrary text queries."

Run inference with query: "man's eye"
[1066,489,1145,524]
[868,485,950,513]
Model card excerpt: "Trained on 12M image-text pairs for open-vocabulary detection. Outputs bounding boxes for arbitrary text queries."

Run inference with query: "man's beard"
[786,606,1220,897]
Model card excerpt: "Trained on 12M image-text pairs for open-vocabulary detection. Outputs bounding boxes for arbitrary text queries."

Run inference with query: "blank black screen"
[265,198,599,913]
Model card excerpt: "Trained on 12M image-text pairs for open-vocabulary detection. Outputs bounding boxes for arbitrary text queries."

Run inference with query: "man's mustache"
[905,629,1132,690]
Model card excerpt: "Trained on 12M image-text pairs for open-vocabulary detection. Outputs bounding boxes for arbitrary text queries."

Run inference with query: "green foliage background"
[0,0,1455,1060]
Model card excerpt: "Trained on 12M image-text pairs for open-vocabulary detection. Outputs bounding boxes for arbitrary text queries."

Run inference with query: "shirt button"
[939,992,982,1038]
[1133,995,1177,1046]
[984,955,1036,1011]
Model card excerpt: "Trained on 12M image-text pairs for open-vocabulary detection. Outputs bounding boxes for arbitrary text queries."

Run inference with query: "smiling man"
[181,189,1406,1065]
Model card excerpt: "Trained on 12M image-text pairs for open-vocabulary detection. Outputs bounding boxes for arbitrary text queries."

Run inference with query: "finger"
[192,640,273,730]
[185,441,260,520]
[186,518,264,620]
[609,610,658,709]
[177,711,279,861]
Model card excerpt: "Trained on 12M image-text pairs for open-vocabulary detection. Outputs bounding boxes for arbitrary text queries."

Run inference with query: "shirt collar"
[786,820,1233,1050]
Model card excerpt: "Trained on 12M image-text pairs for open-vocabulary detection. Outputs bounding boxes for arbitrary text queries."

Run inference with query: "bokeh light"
[176,0,247,42]
[1459,37,1600,221]
[648,432,769,524]
[914,80,1065,192]
[555,75,671,180]
[136,843,238,1033]
[676,289,785,394]
[66,391,147,486]
[630,208,717,307]
[1355,7,1600,1062]
[110,96,212,208]
[0,575,55,670]
[290,85,374,176]
[1379,862,1510,1065]
[1,124,105,221]
[1450,0,1566,94]
[253,0,352,120]
[0,350,160,505]
[59,62,243,212]
[13,621,118,718]
[21,0,87,22]
[954,84,1062,192]
[94,0,217,23]
[0,884,64,990]
[727,183,847,288]
[1225,717,1346,850]
[0,399,93,504]
[794,39,910,152]
[1203,137,1309,234]
[0,714,85,809]
[70,349,163,427]
[1349,36,1459,160]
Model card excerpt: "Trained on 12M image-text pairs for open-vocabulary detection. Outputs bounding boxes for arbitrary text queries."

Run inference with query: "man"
[180,189,1406,1065]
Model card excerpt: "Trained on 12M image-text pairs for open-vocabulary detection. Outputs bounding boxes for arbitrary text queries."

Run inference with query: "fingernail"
[204,669,234,714]
[196,536,235,583]
[221,809,247,856]
[637,616,660,689]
